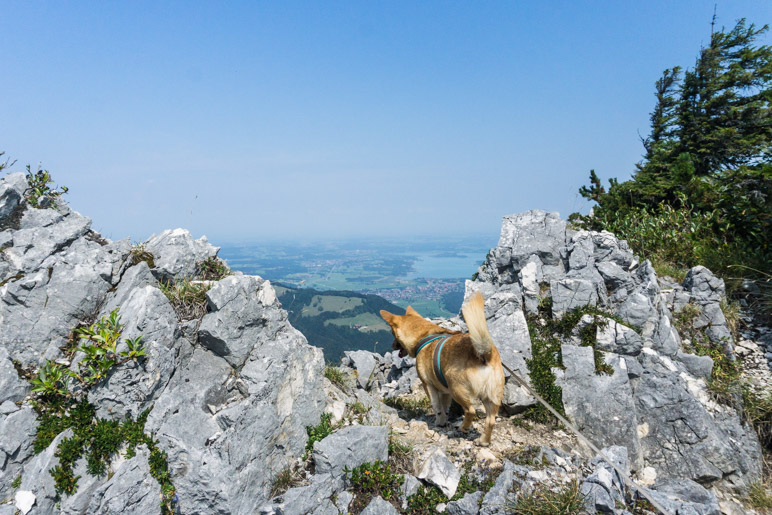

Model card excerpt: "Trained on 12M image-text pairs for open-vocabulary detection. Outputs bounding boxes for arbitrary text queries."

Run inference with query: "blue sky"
[2,1,770,243]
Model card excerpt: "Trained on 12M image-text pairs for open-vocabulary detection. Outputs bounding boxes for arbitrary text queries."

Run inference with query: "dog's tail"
[462,292,494,362]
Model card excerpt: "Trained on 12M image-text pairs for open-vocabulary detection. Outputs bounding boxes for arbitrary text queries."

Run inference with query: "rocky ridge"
[0,173,768,515]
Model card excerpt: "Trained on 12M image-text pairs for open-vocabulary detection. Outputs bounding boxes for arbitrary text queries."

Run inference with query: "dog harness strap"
[432,337,449,388]
[415,334,444,356]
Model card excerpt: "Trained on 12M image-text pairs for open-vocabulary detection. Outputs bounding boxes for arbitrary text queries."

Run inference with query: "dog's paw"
[475,439,491,447]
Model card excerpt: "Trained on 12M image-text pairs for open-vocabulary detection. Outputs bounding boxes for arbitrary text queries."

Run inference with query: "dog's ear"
[380,310,395,325]
[405,305,419,316]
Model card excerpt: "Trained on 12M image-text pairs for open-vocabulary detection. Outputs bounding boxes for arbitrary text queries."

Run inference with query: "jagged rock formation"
[468,210,762,492]
[0,171,764,515]
[0,173,326,514]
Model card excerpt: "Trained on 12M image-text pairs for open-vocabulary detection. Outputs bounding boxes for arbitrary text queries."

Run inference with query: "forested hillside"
[275,284,404,361]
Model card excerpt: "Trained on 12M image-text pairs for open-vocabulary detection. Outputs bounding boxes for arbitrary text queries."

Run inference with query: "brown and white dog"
[380,292,505,446]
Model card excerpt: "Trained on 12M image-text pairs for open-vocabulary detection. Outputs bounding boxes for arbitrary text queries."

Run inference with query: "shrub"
[304,413,334,458]
[24,165,68,208]
[346,461,403,512]
[26,311,174,514]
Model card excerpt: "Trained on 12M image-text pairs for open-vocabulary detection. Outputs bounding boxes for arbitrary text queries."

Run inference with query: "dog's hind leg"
[437,392,452,426]
[478,399,500,446]
[425,385,447,426]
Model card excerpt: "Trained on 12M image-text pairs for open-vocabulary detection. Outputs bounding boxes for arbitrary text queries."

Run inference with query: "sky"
[2,1,770,244]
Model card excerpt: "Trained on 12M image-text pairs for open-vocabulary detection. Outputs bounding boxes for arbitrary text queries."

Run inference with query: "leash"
[500,362,671,515]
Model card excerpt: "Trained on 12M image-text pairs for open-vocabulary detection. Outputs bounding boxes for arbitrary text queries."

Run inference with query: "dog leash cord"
[501,362,671,515]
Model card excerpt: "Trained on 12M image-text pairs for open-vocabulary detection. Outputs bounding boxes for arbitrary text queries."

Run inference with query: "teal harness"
[415,334,450,388]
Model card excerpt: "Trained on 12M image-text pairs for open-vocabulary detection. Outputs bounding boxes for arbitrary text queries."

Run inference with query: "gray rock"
[2,207,91,274]
[272,476,338,515]
[684,266,725,304]
[199,275,285,368]
[144,228,219,281]
[594,317,643,356]
[0,406,37,500]
[147,309,327,515]
[361,496,400,515]
[84,446,162,514]
[0,173,26,222]
[480,461,518,515]
[447,491,483,515]
[633,348,762,489]
[0,347,28,403]
[19,430,71,514]
[58,457,107,514]
[343,350,379,389]
[676,352,714,380]
[475,210,566,285]
[401,474,422,508]
[652,478,720,513]
[313,425,389,482]
[556,345,643,470]
[417,447,461,498]
[550,278,598,317]
[87,280,180,419]
[335,490,354,513]
[0,235,128,367]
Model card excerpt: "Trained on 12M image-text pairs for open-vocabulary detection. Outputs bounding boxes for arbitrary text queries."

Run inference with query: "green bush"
[24,165,68,208]
[346,460,403,512]
[304,412,334,458]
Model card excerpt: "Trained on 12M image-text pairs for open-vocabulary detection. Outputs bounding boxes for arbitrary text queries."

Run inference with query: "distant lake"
[405,251,486,280]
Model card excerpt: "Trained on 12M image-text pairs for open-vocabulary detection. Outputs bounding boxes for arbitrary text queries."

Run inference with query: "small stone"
[639,467,657,486]
[15,490,35,515]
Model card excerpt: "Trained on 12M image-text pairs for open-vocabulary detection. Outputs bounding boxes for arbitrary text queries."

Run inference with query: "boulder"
[555,345,643,470]
[84,447,162,514]
[313,425,389,481]
[417,447,461,499]
[144,228,219,281]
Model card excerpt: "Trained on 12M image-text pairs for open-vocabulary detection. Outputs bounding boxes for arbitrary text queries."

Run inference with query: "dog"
[380,292,505,446]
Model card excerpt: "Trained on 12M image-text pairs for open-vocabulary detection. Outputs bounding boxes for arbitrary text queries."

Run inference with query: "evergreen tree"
[677,18,772,177]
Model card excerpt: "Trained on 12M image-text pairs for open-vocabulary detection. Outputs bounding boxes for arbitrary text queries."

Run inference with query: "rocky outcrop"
[1,171,764,514]
[468,209,762,492]
[0,173,326,514]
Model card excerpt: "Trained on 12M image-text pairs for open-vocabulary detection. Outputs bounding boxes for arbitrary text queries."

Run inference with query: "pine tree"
[677,18,772,177]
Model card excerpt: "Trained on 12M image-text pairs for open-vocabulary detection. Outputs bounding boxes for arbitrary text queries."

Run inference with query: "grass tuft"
[160,279,210,320]
[383,396,432,419]
[508,480,585,515]
[196,256,230,281]
[129,243,155,269]
[324,365,350,389]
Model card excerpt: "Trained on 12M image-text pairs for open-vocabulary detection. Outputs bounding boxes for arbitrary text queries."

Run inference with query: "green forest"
[275,284,404,362]
[574,17,771,319]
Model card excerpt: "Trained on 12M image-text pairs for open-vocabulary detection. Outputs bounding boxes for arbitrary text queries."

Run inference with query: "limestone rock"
[85,447,161,514]
[144,228,219,281]
[417,447,461,498]
[361,496,400,515]
[313,425,389,481]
